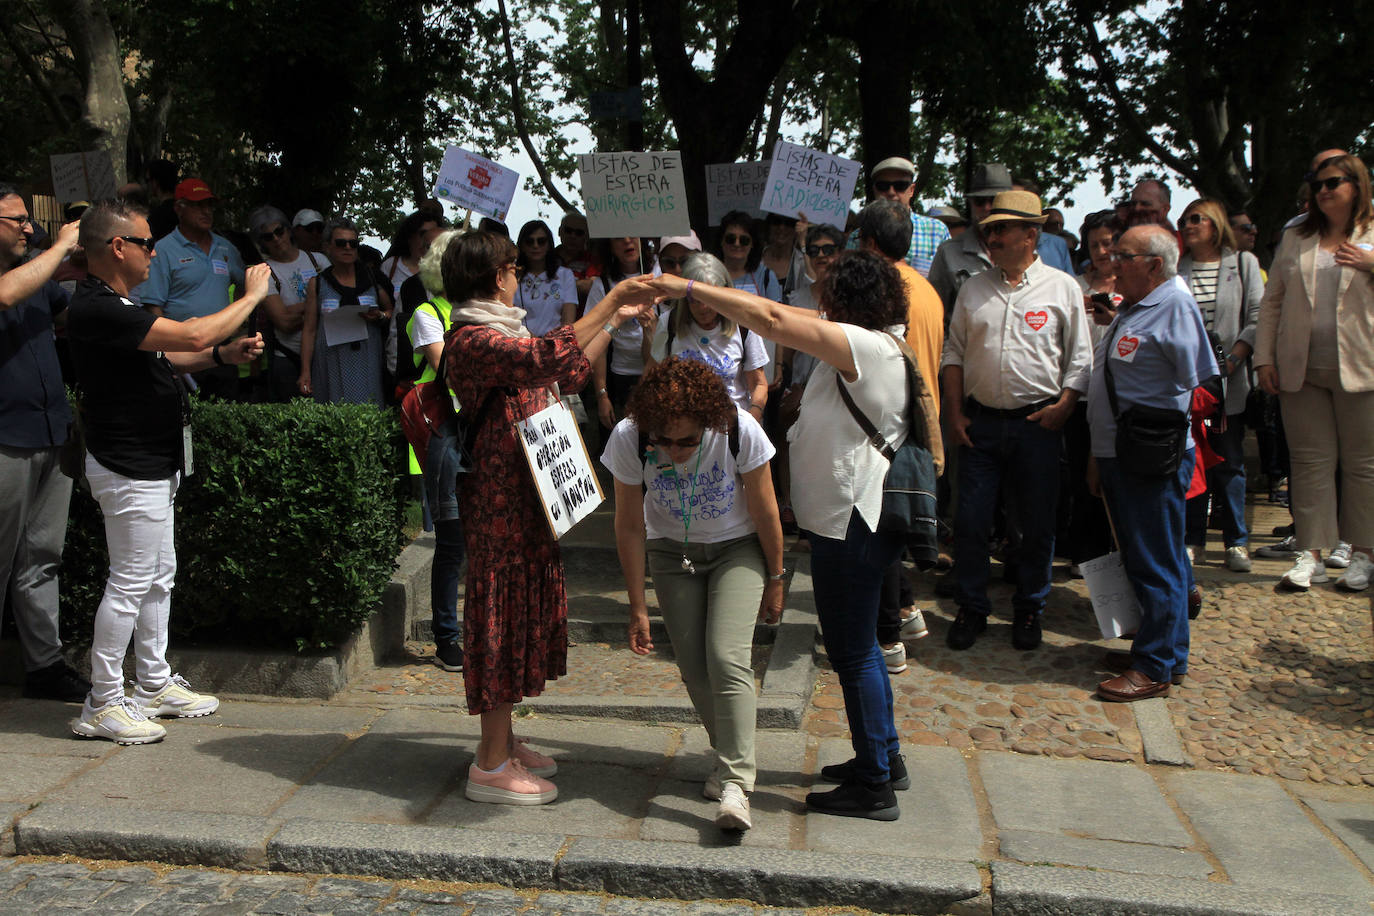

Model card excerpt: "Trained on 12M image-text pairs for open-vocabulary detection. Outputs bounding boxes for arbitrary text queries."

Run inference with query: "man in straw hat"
[940,190,1094,653]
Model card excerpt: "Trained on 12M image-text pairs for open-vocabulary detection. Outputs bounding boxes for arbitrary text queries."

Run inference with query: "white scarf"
[449,297,530,339]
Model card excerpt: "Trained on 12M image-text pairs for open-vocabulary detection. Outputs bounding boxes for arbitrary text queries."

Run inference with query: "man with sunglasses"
[554,211,601,310]
[65,199,270,745]
[0,184,91,704]
[848,157,949,277]
[133,179,247,399]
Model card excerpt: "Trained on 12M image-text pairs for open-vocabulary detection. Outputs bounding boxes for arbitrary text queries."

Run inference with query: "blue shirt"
[1086,280,1216,458]
[133,227,246,321]
[0,279,71,448]
[848,211,952,278]
[1037,232,1075,274]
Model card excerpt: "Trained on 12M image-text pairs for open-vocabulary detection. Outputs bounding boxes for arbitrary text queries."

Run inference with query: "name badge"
[322,297,341,313]
[212,259,229,276]
[358,293,377,309]
[1113,333,1142,363]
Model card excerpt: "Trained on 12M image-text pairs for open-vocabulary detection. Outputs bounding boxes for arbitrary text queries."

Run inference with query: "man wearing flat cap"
[849,157,949,277]
[940,190,1093,653]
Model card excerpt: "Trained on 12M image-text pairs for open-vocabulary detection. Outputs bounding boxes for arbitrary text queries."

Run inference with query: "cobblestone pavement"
[0,858,876,915]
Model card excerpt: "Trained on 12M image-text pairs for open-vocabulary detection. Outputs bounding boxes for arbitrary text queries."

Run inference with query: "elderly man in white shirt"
[940,190,1093,653]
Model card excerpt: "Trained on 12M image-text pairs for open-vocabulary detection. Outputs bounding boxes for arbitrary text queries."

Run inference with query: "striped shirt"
[1187,260,1220,329]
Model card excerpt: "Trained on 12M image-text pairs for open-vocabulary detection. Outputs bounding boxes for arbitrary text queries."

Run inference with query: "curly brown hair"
[819,249,907,330]
[626,357,735,438]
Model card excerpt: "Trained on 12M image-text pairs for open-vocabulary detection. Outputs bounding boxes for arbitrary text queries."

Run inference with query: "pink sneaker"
[464,758,558,806]
[511,736,558,777]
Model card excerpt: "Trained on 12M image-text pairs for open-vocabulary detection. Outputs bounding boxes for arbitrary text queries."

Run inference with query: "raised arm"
[140,262,271,353]
[0,221,79,309]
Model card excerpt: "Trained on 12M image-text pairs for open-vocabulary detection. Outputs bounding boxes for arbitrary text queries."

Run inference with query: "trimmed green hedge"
[60,400,408,652]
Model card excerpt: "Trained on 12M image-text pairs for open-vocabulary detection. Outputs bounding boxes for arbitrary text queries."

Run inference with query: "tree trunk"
[49,0,130,184]
[854,18,914,182]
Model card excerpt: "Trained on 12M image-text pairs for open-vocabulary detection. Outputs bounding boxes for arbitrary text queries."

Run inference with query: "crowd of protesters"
[1,144,1371,830]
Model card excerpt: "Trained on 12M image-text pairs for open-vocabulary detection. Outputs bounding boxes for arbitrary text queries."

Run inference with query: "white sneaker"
[899,608,930,640]
[1279,552,1329,591]
[881,643,907,674]
[70,696,167,745]
[135,674,219,718]
[1225,546,1252,572]
[702,761,724,801]
[1326,542,1353,569]
[714,782,751,830]
[1339,552,1372,591]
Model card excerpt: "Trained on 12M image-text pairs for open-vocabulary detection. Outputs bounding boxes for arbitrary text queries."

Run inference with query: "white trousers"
[85,456,178,706]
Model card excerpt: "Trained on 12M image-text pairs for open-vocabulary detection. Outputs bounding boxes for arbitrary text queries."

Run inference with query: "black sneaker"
[945,609,986,650]
[434,641,464,672]
[1012,610,1042,651]
[806,778,899,821]
[23,661,90,703]
[820,752,911,790]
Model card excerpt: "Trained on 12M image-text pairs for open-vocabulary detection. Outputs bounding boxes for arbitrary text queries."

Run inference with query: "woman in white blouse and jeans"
[649,250,934,822]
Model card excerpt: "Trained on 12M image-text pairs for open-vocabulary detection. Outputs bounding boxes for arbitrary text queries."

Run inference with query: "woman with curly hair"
[648,250,940,822]
[603,357,783,831]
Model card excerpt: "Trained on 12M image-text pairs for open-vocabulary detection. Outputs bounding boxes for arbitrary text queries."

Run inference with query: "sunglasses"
[1111,251,1158,262]
[1232,222,1257,233]
[524,236,550,246]
[561,226,586,236]
[332,237,360,249]
[984,222,1029,236]
[723,233,751,246]
[1181,213,1211,225]
[1309,176,1355,193]
[874,180,912,193]
[109,235,156,253]
[805,243,839,257]
[302,222,325,232]
[503,262,526,278]
[258,225,288,244]
[649,434,702,449]
[658,256,685,270]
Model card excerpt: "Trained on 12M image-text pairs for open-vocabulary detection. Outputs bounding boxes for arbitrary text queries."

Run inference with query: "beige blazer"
[1254,224,1374,392]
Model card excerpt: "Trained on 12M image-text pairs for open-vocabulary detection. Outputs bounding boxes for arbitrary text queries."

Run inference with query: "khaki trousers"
[1279,368,1374,549]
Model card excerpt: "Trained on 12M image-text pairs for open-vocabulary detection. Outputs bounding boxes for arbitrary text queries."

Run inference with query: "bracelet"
[597,387,609,398]
[211,344,224,366]
[768,569,788,581]
[602,322,617,335]
[685,279,695,302]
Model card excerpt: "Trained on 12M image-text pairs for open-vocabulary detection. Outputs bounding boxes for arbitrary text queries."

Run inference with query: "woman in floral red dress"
[442,231,656,806]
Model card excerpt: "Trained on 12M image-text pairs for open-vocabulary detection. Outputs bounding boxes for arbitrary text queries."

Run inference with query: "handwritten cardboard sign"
[433,146,519,222]
[1080,552,1142,639]
[577,151,690,238]
[705,161,769,225]
[761,141,861,230]
[49,151,116,205]
[515,401,604,539]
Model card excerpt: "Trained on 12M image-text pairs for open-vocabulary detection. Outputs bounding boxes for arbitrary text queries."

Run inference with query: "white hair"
[1139,226,1178,279]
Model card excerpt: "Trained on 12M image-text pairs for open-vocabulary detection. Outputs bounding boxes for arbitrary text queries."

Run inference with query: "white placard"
[49,150,116,205]
[577,150,690,238]
[1080,552,1142,639]
[432,146,519,222]
[760,140,861,230]
[705,161,769,225]
[514,400,604,539]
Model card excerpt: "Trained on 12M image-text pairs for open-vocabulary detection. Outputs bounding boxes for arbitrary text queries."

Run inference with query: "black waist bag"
[1114,403,1187,477]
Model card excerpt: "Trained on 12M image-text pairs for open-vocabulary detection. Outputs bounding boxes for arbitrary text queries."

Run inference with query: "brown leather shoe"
[1188,585,1203,619]
[1097,669,1171,702]
[1102,651,1186,685]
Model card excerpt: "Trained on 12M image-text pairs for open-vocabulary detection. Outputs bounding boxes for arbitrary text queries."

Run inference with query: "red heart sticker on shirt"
[1025,310,1048,331]
[1117,336,1139,357]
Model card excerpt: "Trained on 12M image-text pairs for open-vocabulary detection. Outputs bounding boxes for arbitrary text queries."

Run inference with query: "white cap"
[292,208,325,227]
[658,231,702,252]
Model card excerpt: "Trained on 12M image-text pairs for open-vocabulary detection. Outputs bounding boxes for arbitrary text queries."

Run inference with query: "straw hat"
[978,190,1048,227]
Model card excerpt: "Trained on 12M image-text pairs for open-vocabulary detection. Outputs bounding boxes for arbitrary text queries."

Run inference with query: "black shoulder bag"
[1103,330,1188,477]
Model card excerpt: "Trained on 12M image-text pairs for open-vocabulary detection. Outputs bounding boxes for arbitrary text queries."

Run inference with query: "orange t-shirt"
[896,261,944,417]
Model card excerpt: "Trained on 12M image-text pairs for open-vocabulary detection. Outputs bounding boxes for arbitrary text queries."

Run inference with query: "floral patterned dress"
[444,323,591,713]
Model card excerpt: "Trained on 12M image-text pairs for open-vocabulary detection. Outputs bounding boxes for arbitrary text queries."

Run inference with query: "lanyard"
[665,444,705,574]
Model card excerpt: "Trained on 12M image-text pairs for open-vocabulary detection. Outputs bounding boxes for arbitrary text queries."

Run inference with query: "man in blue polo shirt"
[0,183,91,702]
[1087,224,1216,701]
[134,178,246,398]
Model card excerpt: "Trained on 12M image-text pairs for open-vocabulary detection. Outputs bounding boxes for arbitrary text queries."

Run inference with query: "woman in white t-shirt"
[589,236,654,433]
[603,358,783,832]
[514,219,577,336]
[644,253,768,418]
[648,251,938,823]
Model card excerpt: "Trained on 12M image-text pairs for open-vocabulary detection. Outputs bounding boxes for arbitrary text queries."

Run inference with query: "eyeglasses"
[0,214,35,229]
[1309,176,1355,193]
[561,226,586,237]
[1110,251,1158,262]
[658,256,685,271]
[502,262,526,278]
[805,244,839,257]
[873,180,912,193]
[109,235,156,253]
[1232,222,1257,233]
[524,236,551,246]
[257,225,287,244]
[649,434,702,449]
[723,233,751,246]
[332,237,360,249]
[1181,213,1211,225]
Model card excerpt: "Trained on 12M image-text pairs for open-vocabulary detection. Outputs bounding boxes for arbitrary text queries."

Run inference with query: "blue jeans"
[807,509,904,784]
[1099,449,1195,683]
[953,409,1063,617]
[1186,414,1248,548]
[424,427,465,647]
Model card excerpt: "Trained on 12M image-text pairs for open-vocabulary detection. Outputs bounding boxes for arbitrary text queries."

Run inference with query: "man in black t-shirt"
[0,183,90,703]
[66,199,269,746]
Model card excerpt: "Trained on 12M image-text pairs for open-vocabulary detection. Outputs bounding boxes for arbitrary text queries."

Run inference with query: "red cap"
[175,178,216,202]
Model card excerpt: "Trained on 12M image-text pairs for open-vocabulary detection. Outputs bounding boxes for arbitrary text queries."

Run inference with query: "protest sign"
[761,141,861,230]
[577,151,690,238]
[432,146,519,222]
[49,151,116,205]
[1080,552,1142,639]
[704,161,769,225]
[515,400,604,539]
